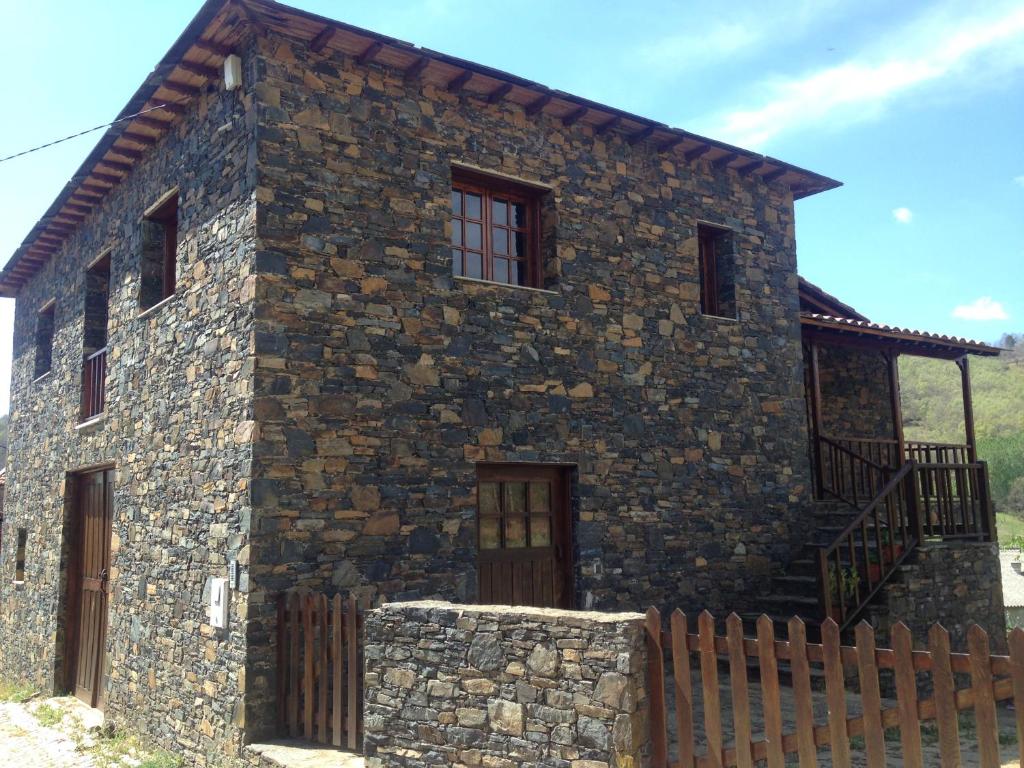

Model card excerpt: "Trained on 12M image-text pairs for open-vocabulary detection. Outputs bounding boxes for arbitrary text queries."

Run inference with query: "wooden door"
[72,469,114,709]
[476,464,572,609]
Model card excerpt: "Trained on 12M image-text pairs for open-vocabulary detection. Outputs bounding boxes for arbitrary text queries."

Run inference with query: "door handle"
[99,568,108,583]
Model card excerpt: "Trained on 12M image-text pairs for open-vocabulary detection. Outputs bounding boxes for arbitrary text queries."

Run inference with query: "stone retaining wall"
[363,601,650,768]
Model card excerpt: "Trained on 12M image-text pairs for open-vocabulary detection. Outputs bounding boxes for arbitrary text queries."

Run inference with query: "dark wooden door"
[72,469,114,709]
[476,464,571,608]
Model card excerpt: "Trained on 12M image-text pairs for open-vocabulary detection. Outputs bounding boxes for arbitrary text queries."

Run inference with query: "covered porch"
[796,279,1004,626]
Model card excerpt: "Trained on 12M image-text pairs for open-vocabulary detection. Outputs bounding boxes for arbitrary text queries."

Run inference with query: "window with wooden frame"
[450,170,543,288]
[34,301,56,379]
[140,191,178,310]
[14,528,26,582]
[698,223,737,319]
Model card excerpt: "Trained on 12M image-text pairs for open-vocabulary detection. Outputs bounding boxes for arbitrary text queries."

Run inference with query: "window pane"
[510,261,523,285]
[478,482,500,515]
[512,202,528,228]
[493,258,509,284]
[504,482,526,515]
[451,222,462,246]
[466,252,483,279]
[466,222,482,250]
[480,518,501,549]
[492,199,508,225]
[451,249,463,276]
[492,228,508,255]
[530,516,551,547]
[512,231,526,257]
[505,517,527,548]
[529,482,550,513]
[466,193,482,220]
[451,190,462,216]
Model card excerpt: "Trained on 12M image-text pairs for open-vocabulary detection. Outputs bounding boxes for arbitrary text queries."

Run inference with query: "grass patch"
[998,512,1024,547]
[0,679,36,703]
[33,702,64,727]
[86,728,183,768]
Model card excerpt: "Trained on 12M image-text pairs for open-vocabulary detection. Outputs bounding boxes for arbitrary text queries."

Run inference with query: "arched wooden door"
[71,469,114,709]
[476,464,572,609]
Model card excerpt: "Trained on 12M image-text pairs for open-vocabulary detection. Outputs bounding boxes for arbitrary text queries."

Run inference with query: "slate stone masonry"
[363,600,650,768]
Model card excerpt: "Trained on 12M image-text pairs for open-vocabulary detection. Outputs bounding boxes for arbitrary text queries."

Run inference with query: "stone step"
[771,574,819,598]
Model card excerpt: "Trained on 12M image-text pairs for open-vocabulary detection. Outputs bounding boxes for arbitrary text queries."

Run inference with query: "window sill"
[76,413,107,431]
[454,275,558,296]
[698,312,740,323]
[32,371,52,385]
[137,293,177,320]
[12,581,25,588]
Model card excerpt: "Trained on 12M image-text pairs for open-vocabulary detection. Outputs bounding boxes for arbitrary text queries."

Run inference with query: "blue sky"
[0,0,1021,413]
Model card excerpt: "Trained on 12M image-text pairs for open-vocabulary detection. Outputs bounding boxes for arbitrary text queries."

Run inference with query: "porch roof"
[800,313,1003,359]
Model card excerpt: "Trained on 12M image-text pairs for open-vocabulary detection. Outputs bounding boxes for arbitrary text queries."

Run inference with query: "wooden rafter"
[109,146,143,161]
[684,144,711,162]
[737,160,764,176]
[151,102,186,116]
[132,116,173,131]
[120,131,158,146]
[159,80,202,97]
[486,83,513,104]
[98,159,133,173]
[357,41,383,65]
[762,168,787,183]
[595,116,621,135]
[561,106,587,127]
[91,172,124,185]
[712,153,738,169]
[657,136,686,153]
[193,39,233,56]
[176,61,220,79]
[524,94,551,117]
[404,55,430,81]
[309,26,336,53]
[626,125,655,145]
[446,70,473,93]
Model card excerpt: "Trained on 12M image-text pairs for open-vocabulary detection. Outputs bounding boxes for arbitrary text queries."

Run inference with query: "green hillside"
[900,333,1024,530]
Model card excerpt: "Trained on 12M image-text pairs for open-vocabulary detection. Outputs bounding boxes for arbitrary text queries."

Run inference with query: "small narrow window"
[34,301,56,379]
[451,170,543,288]
[698,224,737,318]
[14,528,26,582]
[82,254,111,421]
[140,192,178,310]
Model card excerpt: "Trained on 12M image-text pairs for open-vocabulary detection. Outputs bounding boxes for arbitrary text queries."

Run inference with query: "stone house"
[0,0,1005,763]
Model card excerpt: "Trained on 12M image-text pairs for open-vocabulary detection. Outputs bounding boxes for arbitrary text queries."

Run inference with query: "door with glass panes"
[476,464,571,608]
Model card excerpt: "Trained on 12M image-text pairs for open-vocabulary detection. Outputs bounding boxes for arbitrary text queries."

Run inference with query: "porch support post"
[808,341,825,498]
[956,355,977,462]
[884,350,905,466]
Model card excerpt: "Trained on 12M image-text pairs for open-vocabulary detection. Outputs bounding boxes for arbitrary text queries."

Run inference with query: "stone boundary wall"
[364,600,650,768]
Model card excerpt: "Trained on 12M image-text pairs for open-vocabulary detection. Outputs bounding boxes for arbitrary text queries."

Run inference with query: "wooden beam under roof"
[132,116,174,131]
[486,83,513,104]
[308,25,336,53]
[524,94,552,117]
[712,152,738,169]
[657,135,686,153]
[762,168,787,183]
[121,131,158,146]
[98,159,133,173]
[685,144,713,163]
[80,182,112,195]
[446,70,473,93]
[737,160,764,176]
[404,55,430,81]
[561,106,587,127]
[91,172,124,185]
[595,116,621,135]
[151,101,186,116]
[193,39,233,56]
[109,146,143,161]
[159,80,202,97]
[357,41,383,65]
[176,61,221,79]
[626,125,655,145]
[65,202,93,214]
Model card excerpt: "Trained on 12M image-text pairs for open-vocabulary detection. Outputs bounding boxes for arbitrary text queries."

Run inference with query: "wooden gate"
[646,610,1023,767]
[277,590,362,751]
[70,468,114,709]
[476,464,572,608]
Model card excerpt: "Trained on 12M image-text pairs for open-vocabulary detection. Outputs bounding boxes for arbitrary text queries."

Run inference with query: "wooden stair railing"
[817,462,921,630]
[816,435,894,507]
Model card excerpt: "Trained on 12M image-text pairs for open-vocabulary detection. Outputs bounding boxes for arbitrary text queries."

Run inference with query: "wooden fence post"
[756,615,784,768]
[821,619,851,766]
[854,621,886,767]
[726,614,753,768]
[892,622,923,768]
[928,623,961,768]
[787,617,818,768]
[645,607,668,768]
[698,611,724,768]
[670,610,695,768]
[968,625,1000,767]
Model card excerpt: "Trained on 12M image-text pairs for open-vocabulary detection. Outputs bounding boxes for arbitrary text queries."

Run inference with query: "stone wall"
[808,344,893,441]
[0,35,260,765]
[864,541,1007,653]
[363,600,649,768]
[244,34,817,714]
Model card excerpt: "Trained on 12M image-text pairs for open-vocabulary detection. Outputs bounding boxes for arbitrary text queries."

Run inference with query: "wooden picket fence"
[646,609,1024,767]
[276,589,362,751]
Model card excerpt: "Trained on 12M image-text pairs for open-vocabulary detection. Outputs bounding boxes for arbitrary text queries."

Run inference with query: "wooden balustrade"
[646,610,1023,768]
[816,435,893,507]
[915,461,993,541]
[817,462,919,629]
[80,346,107,421]
[907,440,973,465]
[276,589,362,751]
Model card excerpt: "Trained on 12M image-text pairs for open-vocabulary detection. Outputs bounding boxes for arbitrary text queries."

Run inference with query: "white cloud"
[892,207,913,223]
[952,297,1009,321]
[700,3,1024,148]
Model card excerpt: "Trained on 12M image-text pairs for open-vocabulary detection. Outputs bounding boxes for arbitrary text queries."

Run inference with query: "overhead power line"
[0,101,186,166]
